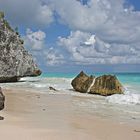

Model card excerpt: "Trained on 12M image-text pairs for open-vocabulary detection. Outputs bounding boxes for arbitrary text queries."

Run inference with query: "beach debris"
[71,71,124,96]
[0,12,41,82]
[0,87,5,110]
[71,71,94,93]
[49,86,58,91]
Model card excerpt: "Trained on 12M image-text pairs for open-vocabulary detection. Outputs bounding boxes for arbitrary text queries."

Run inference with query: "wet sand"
[0,88,140,140]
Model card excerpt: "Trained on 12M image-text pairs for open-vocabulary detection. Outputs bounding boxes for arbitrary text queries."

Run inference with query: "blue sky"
[127,0,140,10]
[1,0,140,73]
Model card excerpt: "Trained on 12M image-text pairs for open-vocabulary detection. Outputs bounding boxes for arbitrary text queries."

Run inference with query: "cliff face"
[0,12,41,82]
[0,87,4,110]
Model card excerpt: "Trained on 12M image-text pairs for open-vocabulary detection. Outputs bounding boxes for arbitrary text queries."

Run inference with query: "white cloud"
[35,4,54,26]
[58,30,140,65]
[1,0,140,66]
[54,0,140,65]
[50,0,140,44]
[24,29,65,66]
[108,44,136,56]
[44,48,65,66]
[84,35,96,45]
[0,0,54,27]
[24,28,46,50]
[58,31,109,64]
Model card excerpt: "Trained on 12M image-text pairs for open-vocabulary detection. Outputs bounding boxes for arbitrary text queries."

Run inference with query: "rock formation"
[0,87,5,110]
[89,75,124,96]
[49,86,58,91]
[0,12,41,82]
[71,71,95,93]
[71,72,124,96]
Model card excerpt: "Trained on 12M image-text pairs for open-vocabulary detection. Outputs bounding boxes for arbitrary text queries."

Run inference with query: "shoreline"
[0,88,140,140]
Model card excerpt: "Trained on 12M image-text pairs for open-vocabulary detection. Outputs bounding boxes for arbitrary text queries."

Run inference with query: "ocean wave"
[31,83,48,88]
[106,93,140,105]
[5,77,140,106]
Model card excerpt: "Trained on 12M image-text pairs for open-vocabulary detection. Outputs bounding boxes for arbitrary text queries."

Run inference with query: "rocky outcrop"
[0,87,5,110]
[0,12,41,82]
[71,71,95,93]
[49,86,58,91]
[89,75,124,96]
[71,72,124,96]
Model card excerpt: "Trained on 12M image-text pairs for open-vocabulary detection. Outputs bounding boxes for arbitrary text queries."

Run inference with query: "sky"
[0,0,140,73]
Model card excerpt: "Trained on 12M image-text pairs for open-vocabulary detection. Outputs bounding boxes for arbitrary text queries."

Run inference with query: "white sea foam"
[106,93,140,105]
[20,77,41,82]
[2,77,140,106]
[32,83,47,88]
[106,84,140,105]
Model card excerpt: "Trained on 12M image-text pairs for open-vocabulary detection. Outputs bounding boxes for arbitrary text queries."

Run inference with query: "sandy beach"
[0,88,139,140]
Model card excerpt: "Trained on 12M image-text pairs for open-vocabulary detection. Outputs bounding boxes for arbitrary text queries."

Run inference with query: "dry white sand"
[0,88,139,140]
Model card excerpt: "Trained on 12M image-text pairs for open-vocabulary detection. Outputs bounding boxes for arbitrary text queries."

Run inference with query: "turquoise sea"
[0,72,140,124]
[41,72,140,95]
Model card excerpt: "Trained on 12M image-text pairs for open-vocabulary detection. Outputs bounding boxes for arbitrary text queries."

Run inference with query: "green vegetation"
[0,11,21,41]
[0,11,14,32]
[3,20,14,31]
[0,11,4,19]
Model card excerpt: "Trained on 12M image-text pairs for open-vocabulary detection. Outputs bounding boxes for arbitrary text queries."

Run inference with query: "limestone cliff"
[0,12,41,82]
[0,87,4,110]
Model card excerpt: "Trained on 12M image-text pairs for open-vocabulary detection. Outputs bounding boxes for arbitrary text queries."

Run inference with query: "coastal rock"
[90,75,124,96]
[0,87,5,110]
[0,12,41,82]
[71,71,94,93]
[71,72,124,96]
[49,86,58,91]
[0,116,4,120]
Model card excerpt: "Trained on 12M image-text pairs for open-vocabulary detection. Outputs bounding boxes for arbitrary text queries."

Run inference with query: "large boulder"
[0,87,5,110]
[71,71,94,93]
[0,12,41,82]
[89,75,124,96]
[71,72,124,96]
